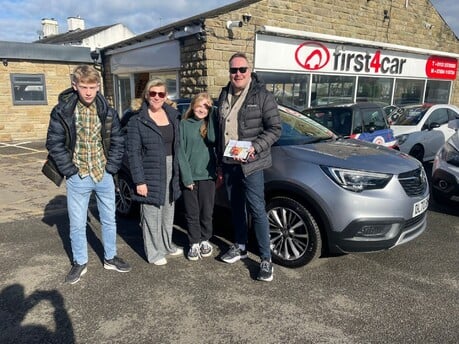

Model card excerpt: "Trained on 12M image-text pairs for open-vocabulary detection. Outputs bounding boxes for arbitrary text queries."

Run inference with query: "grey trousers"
[140,156,177,263]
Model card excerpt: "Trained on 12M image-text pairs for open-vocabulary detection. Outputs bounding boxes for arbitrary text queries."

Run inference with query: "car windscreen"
[302,108,352,136]
[393,106,428,125]
[276,106,334,146]
[359,107,388,131]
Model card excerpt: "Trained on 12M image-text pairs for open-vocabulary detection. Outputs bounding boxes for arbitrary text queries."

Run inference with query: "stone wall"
[0,61,107,142]
[0,61,77,142]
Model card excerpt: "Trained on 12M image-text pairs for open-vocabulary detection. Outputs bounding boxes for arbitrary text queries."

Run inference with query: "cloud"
[0,0,235,42]
[1,0,458,43]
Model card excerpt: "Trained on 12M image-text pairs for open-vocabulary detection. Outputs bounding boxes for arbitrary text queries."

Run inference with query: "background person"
[216,52,281,282]
[45,65,131,285]
[126,78,183,265]
[178,93,217,260]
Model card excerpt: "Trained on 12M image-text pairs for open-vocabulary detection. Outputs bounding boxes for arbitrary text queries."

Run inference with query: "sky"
[0,0,457,43]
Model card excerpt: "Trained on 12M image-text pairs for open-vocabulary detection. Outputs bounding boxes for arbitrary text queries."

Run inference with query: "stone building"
[1,0,458,141]
[0,16,134,142]
[0,42,95,142]
[102,0,459,115]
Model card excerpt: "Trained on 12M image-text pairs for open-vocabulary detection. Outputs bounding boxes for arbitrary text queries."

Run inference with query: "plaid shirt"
[73,101,107,182]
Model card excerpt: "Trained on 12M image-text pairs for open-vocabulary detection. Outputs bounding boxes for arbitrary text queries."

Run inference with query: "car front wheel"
[409,144,424,162]
[115,175,137,216]
[267,197,322,268]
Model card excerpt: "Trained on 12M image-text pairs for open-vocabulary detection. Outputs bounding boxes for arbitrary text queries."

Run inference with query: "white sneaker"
[188,244,201,261]
[152,257,167,265]
[200,241,213,257]
[168,247,183,256]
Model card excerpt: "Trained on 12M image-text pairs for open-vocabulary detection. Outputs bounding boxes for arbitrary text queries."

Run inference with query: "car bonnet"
[278,139,421,175]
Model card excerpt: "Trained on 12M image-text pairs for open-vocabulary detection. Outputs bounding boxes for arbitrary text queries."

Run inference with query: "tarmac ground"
[0,140,458,344]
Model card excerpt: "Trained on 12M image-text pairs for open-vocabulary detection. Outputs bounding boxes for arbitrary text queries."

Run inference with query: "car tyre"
[432,187,450,205]
[409,144,424,162]
[267,196,322,268]
[115,174,138,217]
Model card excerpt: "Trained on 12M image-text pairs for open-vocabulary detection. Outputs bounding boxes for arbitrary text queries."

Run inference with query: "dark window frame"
[10,73,48,105]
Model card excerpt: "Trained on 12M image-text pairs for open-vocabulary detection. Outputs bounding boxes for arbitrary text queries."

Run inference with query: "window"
[257,72,309,111]
[11,74,47,105]
[427,109,449,126]
[393,79,424,106]
[311,75,355,107]
[357,77,393,104]
[425,80,451,104]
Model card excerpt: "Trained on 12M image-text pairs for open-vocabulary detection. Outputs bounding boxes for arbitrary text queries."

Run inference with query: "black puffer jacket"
[217,73,282,176]
[45,88,124,178]
[126,101,181,206]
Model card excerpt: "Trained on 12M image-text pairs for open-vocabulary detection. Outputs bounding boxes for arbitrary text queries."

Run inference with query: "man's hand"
[234,146,255,162]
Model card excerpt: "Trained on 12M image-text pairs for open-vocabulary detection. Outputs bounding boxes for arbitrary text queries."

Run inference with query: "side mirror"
[428,122,440,130]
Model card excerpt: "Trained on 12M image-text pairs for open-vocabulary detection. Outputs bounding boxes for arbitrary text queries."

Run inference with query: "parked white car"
[431,119,459,204]
[391,104,459,161]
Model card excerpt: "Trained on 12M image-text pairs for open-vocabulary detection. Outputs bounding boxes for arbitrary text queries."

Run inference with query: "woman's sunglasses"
[149,91,166,98]
[229,67,248,74]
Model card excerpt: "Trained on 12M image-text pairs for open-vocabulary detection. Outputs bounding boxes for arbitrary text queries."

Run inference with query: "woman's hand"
[136,184,148,197]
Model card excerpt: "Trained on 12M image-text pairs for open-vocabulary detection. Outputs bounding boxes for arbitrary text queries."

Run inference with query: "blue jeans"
[223,164,271,260]
[66,171,117,264]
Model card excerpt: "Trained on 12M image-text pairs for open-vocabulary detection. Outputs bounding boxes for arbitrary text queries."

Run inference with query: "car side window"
[447,109,459,121]
[427,109,449,126]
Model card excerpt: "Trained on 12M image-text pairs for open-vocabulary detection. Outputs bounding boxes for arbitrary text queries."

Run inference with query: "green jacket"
[178,110,217,187]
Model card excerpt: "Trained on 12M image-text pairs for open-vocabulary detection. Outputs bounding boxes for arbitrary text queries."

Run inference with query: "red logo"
[295,42,330,70]
[425,56,457,80]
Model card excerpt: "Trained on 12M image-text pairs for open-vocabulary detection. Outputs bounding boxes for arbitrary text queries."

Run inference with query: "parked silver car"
[431,119,459,204]
[117,104,429,268]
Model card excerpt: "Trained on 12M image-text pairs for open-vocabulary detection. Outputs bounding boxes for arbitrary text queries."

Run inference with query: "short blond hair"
[72,65,101,85]
[143,78,167,101]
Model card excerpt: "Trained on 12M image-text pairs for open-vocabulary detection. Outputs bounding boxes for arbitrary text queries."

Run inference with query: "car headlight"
[321,166,393,192]
[396,134,409,145]
[440,142,459,167]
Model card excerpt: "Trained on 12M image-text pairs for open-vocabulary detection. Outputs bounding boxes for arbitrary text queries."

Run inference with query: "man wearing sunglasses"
[217,52,281,282]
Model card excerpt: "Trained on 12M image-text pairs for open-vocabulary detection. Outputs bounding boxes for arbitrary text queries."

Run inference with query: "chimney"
[67,16,85,31]
[41,18,59,37]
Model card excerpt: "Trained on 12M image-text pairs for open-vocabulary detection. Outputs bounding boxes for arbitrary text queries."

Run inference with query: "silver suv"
[255,105,427,267]
[117,105,429,268]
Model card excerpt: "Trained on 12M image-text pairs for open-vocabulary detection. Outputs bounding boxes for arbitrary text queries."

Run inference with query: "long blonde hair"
[183,93,213,138]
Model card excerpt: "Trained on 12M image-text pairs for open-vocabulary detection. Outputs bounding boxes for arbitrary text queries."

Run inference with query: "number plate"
[412,197,429,217]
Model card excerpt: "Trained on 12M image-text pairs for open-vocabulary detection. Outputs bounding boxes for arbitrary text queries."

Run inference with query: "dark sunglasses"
[229,67,249,74]
[149,91,166,98]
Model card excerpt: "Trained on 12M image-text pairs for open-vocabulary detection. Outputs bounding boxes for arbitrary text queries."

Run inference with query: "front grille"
[398,168,428,197]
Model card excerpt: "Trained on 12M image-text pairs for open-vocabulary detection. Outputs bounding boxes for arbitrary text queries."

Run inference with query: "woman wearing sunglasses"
[127,78,183,265]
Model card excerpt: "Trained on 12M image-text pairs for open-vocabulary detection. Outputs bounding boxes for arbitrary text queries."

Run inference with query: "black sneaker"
[65,263,87,284]
[104,256,131,272]
[221,244,248,263]
[257,260,273,282]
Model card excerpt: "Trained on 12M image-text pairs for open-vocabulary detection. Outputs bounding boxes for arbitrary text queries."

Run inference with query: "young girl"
[178,93,217,260]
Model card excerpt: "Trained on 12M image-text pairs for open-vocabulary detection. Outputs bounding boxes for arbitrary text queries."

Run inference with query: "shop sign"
[255,35,457,80]
[425,56,457,80]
